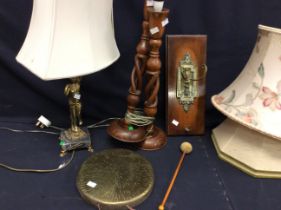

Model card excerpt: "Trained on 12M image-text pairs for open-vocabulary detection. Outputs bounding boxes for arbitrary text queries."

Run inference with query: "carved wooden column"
[138,8,170,150]
[127,2,150,113]
[107,1,152,142]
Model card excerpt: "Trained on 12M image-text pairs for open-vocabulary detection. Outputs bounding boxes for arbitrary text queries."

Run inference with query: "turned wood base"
[138,127,167,150]
[107,119,146,143]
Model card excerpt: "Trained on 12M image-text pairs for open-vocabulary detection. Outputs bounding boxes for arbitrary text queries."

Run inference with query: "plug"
[36,115,52,128]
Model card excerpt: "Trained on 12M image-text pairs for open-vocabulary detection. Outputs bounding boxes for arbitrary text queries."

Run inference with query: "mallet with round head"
[158,141,193,210]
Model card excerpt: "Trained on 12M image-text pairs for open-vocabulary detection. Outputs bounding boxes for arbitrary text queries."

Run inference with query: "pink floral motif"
[214,95,224,105]
[259,81,281,111]
[235,109,258,126]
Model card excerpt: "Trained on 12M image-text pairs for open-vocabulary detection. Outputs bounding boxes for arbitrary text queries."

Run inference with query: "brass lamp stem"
[64,77,86,139]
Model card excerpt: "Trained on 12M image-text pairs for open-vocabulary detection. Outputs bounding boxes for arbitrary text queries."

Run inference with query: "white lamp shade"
[212,25,281,140]
[16,0,120,80]
[212,25,281,178]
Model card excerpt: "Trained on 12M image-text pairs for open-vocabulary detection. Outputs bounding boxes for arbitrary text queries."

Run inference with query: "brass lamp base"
[107,119,146,143]
[60,77,93,155]
[138,127,167,151]
[59,127,92,155]
[76,149,154,210]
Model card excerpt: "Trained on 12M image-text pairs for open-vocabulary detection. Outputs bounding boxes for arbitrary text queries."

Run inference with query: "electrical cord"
[0,126,69,173]
[0,151,75,173]
[0,127,59,135]
[125,109,155,127]
[49,125,64,131]
[87,117,120,129]
[0,117,119,173]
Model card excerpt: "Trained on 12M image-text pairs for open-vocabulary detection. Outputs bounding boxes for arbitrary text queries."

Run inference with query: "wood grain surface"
[166,35,207,136]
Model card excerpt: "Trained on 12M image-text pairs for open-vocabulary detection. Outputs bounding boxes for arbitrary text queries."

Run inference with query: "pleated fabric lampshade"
[212,25,281,178]
[16,0,120,80]
[15,0,120,155]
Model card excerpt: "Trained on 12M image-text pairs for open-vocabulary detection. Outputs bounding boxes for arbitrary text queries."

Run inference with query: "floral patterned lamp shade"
[16,0,120,80]
[212,25,281,178]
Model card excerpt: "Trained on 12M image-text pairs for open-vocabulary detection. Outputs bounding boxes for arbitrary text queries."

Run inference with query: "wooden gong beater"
[158,142,193,210]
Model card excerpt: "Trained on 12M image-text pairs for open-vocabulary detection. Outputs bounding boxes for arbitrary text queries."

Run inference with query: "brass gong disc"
[76,149,154,210]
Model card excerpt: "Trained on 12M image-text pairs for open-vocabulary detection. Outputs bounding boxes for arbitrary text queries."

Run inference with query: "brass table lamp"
[16,0,120,155]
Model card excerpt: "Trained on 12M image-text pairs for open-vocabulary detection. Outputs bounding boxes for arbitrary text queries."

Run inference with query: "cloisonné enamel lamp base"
[212,118,281,178]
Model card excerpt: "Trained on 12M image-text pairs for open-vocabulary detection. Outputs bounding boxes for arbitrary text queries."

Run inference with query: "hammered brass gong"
[76,149,154,210]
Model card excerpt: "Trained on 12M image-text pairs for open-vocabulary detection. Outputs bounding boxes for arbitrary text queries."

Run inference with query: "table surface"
[0,118,280,210]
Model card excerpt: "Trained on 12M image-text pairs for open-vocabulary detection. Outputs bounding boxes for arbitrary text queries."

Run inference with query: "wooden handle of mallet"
[158,142,193,210]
